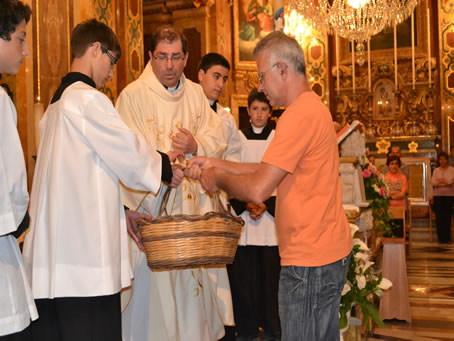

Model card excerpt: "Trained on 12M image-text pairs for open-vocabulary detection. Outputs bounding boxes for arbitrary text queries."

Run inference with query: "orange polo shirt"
[262,91,353,267]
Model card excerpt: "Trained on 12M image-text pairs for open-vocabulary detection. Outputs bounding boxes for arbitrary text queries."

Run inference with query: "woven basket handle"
[158,187,172,216]
[213,191,230,214]
[158,187,231,216]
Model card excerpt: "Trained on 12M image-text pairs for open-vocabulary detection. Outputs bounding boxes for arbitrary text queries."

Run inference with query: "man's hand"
[168,166,184,188]
[172,128,197,155]
[247,202,266,220]
[125,209,153,251]
[246,202,257,213]
[184,164,202,180]
[200,167,219,193]
[187,156,215,170]
[167,150,184,163]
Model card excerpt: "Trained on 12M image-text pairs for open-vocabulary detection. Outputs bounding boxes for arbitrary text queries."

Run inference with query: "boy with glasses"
[23,19,183,341]
[0,1,37,339]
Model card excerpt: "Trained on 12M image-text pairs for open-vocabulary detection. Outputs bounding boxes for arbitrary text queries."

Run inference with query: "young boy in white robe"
[0,1,38,339]
[198,53,242,339]
[22,19,183,341]
[228,89,281,341]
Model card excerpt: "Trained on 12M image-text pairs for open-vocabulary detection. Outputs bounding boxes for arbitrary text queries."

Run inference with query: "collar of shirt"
[165,77,184,95]
[242,124,272,140]
[51,72,96,104]
[209,99,218,113]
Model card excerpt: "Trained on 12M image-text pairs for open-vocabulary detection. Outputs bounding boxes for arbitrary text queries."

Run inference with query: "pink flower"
[362,169,372,178]
[379,187,385,196]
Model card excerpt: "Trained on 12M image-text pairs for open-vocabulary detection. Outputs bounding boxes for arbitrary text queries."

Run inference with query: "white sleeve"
[63,89,163,193]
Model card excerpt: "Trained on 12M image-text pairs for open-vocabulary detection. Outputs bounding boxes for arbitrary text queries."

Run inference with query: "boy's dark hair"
[71,19,121,59]
[0,0,31,41]
[150,25,188,55]
[247,88,271,109]
[386,154,401,167]
[198,53,230,72]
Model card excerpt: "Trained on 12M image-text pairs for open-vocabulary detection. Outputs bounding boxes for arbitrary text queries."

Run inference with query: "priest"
[116,26,227,341]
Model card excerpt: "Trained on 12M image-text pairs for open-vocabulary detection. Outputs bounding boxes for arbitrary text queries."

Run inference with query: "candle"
[367,39,371,92]
[394,23,398,89]
[34,102,44,153]
[336,34,340,95]
[427,7,431,87]
[411,11,415,89]
[351,40,355,94]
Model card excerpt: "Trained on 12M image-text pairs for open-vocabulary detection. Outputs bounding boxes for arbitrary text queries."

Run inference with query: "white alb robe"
[116,63,230,341]
[237,128,278,246]
[0,86,38,336]
[23,81,163,299]
[200,102,242,328]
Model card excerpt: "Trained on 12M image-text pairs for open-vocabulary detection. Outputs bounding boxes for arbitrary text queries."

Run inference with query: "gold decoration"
[408,140,419,153]
[376,138,391,154]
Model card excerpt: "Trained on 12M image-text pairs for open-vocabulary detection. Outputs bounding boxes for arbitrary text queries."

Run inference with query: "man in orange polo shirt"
[187,31,353,340]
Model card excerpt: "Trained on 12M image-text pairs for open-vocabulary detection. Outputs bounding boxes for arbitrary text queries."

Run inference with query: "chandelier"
[330,0,386,42]
[285,0,419,44]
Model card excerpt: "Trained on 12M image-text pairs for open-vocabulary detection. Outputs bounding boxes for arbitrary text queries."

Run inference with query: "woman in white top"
[431,151,454,244]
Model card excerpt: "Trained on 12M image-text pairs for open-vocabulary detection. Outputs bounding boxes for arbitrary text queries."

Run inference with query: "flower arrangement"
[361,155,395,237]
[339,224,392,331]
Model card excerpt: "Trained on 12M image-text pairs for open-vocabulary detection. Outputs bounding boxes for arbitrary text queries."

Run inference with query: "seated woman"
[384,155,408,237]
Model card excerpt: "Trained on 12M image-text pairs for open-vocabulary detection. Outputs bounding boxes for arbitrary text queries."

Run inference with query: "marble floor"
[367,225,454,340]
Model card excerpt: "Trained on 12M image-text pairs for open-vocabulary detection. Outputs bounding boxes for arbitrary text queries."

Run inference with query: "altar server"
[23,19,182,341]
[0,1,38,339]
[228,89,281,341]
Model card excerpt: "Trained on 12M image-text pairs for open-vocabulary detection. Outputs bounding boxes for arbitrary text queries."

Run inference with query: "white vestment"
[116,63,230,341]
[237,128,278,246]
[199,102,242,329]
[0,86,38,336]
[23,80,163,299]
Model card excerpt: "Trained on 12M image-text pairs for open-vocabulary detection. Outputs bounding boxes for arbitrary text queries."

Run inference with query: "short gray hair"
[253,31,306,76]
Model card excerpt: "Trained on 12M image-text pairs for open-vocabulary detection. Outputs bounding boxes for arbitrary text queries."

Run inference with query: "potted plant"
[339,224,392,331]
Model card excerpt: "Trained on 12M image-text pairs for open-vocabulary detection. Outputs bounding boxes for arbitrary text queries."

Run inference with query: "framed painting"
[233,0,280,70]
[373,78,400,120]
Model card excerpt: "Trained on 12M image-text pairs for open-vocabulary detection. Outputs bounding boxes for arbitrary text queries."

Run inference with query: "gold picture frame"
[233,0,277,70]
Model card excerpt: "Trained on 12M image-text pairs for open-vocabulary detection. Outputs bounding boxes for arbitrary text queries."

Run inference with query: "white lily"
[353,238,369,251]
[379,277,393,290]
[360,260,374,272]
[354,251,369,262]
[341,283,351,296]
[349,223,359,237]
[356,275,366,289]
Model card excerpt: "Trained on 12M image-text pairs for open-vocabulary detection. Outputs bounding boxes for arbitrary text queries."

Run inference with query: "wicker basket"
[138,190,244,270]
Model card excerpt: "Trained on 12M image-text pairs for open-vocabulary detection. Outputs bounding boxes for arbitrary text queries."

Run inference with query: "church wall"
[6,0,454,187]
[438,0,454,152]
[5,0,143,186]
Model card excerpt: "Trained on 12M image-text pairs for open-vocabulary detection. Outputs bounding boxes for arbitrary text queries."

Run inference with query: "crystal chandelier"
[329,0,386,42]
[285,0,419,43]
[383,0,419,28]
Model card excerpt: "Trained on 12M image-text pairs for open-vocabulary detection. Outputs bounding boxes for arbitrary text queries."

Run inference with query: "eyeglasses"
[152,53,185,63]
[257,63,278,84]
[100,45,118,66]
